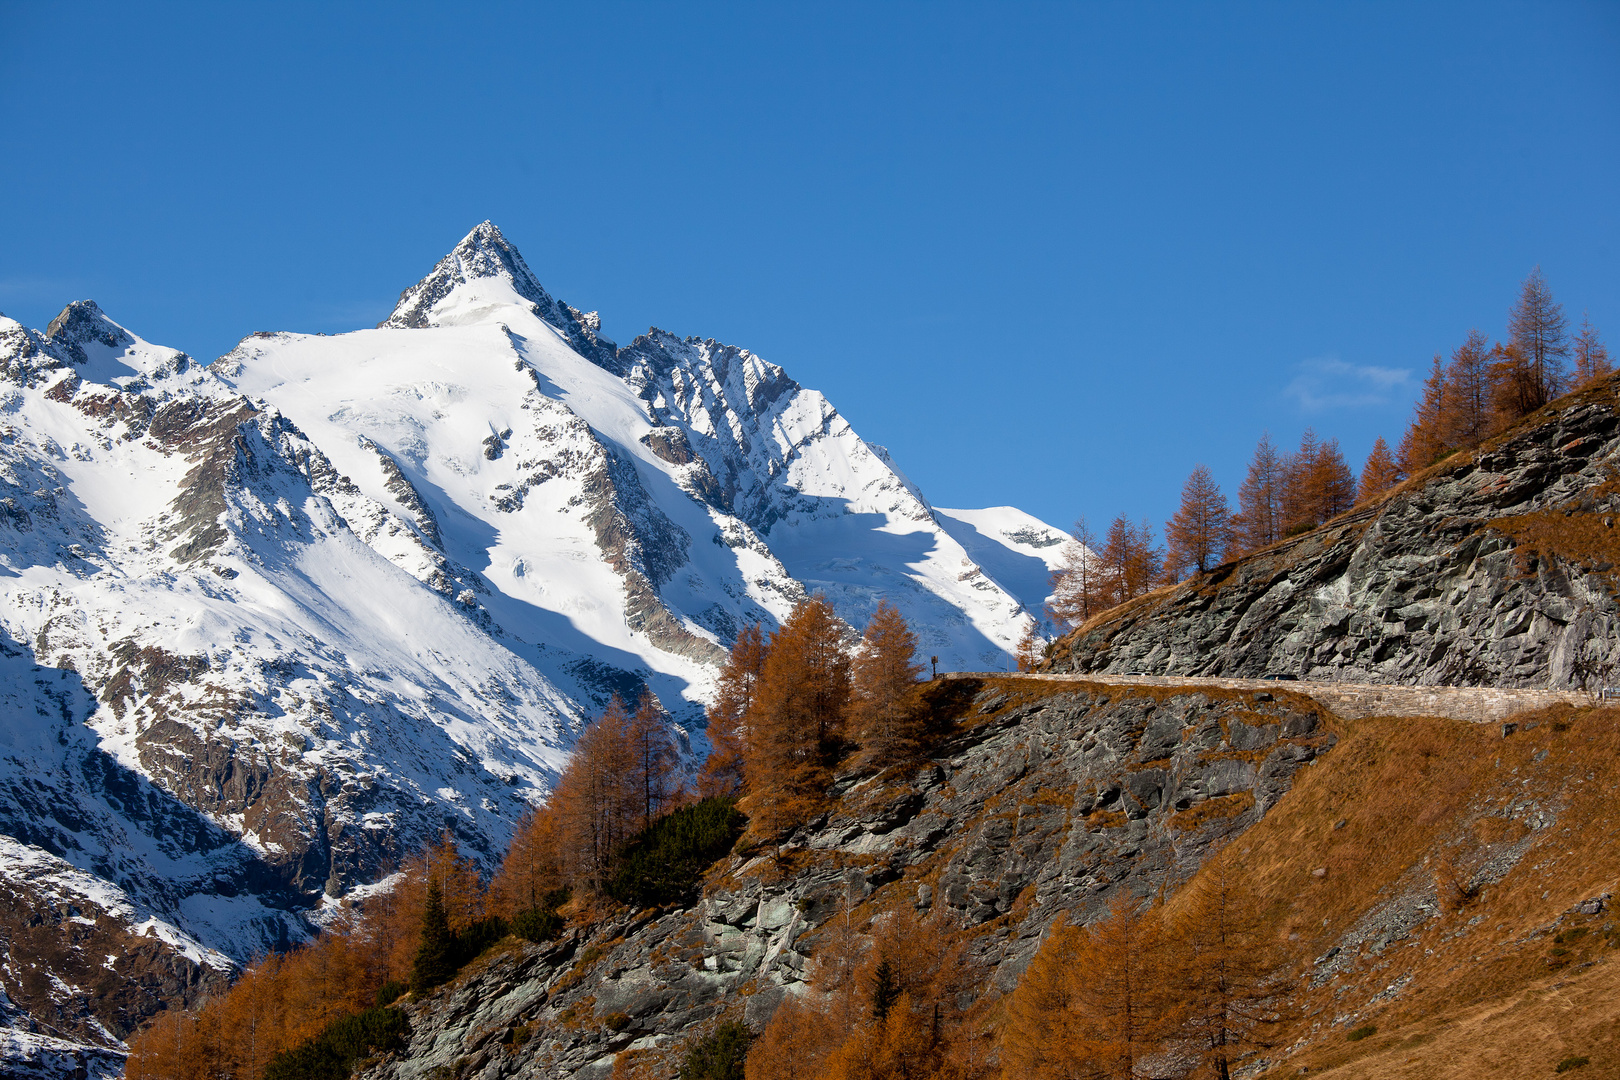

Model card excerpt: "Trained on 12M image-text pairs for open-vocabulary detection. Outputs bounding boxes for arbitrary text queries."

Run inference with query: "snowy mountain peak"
[382,221,619,365]
[383,220,554,329]
[44,300,134,362]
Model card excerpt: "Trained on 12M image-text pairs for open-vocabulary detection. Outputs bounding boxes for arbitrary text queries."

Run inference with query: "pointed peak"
[45,300,135,364]
[383,221,552,329]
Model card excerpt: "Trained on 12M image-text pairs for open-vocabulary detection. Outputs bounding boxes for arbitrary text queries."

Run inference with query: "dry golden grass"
[1189,702,1620,1077]
[1285,955,1620,1078]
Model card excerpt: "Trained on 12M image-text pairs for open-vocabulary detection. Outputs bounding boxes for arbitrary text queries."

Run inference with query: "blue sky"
[2,2,1616,534]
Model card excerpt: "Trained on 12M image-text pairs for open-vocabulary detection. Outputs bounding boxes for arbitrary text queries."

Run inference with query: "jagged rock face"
[354,679,1333,1080]
[0,306,579,1074]
[0,631,286,1071]
[1047,376,1620,688]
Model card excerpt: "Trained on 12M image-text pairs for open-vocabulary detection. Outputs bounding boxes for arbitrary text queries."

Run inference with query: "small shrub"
[677,1020,751,1080]
[263,1006,410,1080]
[604,1011,632,1032]
[513,906,564,942]
[579,944,605,967]
[1556,1056,1590,1073]
[375,978,407,1007]
[1346,1024,1377,1042]
[456,914,510,961]
[1285,521,1316,537]
[608,798,747,908]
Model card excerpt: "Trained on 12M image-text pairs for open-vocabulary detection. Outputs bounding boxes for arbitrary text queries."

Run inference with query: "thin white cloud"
[1284,356,1413,411]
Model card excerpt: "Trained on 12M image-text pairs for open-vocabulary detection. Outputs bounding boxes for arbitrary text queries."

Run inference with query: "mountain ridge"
[0,223,1064,1076]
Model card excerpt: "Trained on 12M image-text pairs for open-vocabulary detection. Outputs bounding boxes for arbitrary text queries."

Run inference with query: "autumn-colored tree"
[1014,617,1046,674]
[1312,438,1356,521]
[1278,430,1354,532]
[1099,515,1162,606]
[1165,858,1288,1080]
[126,879,422,1080]
[751,906,971,1080]
[852,601,925,765]
[1574,314,1612,388]
[1400,359,1449,475]
[1047,517,1104,628]
[1356,436,1402,503]
[489,805,564,918]
[698,623,767,798]
[1002,900,1173,1080]
[1279,428,1322,532]
[1443,329,1494,450]
[628,686,681,829]
[554,696,639,892]
[1164,464,1232,580]
[1232,433,1285,555]
[1507,266,1570,406]
[1488,341,1542,428]
[1000,918,1096,1080]
[745,596,852,836]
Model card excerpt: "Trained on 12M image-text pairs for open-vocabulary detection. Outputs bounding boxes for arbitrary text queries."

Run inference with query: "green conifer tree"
[410,880,456,994]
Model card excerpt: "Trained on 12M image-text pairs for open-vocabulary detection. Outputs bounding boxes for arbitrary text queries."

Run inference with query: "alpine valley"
[0,223,1067,1076]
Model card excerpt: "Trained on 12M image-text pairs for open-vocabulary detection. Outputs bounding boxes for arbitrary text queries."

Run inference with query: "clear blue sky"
[3,2,1616,534]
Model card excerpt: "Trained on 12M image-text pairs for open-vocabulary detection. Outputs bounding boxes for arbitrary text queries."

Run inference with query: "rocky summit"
[1046,373,1620,689]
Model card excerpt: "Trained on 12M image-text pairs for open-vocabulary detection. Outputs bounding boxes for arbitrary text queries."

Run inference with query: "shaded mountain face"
[1045,374,1620,688]
[0,223,1058,1073]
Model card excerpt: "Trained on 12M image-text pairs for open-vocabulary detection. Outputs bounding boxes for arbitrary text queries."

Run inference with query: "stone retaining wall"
[943,672,1595,724]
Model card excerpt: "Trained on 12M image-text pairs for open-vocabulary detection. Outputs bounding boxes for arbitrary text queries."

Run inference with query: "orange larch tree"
[627,685,681,829]
[744,596,852,836]
[698,622,767,798]
[851,600,925,765]
[1164,463,1233,580]
[1356,436,1402,503]
[1506,266,1570,406]
[1232,432,1285,554]
[489,804,564,917]
[553,696,638,892]
[1574,314,1612,388]
[1443,329,1494,450]
[1164,858,1288,1080]
[1047,517,1104,628]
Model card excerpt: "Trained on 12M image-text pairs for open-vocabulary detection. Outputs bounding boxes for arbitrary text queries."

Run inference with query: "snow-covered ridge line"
[0,221,1067,1073]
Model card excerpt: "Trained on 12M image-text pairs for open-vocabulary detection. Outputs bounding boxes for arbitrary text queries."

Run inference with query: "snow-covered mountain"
[0,222,1064,1071]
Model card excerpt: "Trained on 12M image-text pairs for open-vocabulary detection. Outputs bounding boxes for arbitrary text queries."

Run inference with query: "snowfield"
[0,223,1066,1071]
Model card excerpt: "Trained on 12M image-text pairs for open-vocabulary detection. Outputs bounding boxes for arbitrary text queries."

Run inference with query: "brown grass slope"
[1045,373,1620,688]
[1199,700,1620,1077]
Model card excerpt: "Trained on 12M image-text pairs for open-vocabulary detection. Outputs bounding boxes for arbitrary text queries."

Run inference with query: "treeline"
[1043,268,1610,638]
[737,856,1287,1080]
[124,685,726,1080]
[699,596,929,835]
[124,595,931,1080]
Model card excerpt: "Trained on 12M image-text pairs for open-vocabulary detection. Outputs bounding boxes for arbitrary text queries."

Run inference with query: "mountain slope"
[348,681,1620,1080]
[1045,373,1620,688]
[218,222,1053,704]
[0,224,1061,1073]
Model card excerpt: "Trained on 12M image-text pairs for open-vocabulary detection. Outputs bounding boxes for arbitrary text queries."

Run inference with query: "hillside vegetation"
[124,667,1620,1079]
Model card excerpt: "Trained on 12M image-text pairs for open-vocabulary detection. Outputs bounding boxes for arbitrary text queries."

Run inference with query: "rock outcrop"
[354,677,1334,1079]
[1046,375,1620,689]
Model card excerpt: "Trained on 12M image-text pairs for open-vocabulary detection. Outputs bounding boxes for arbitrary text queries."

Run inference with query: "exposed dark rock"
[1047,376,1620,689]
[355,678,1333,1079]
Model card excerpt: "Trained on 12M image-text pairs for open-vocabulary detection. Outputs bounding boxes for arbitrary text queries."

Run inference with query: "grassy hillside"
[1196,701,1620,1076]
